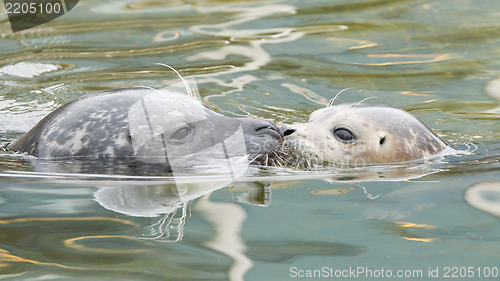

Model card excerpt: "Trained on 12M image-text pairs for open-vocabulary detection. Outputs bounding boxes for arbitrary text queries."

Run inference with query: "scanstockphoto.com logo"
[4,0,78,33]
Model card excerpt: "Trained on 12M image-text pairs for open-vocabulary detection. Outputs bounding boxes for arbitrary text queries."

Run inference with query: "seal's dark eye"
[333,128,356,144]
[170,126,193,145]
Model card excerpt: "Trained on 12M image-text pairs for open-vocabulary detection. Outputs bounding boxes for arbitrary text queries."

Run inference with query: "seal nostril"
[379,137,386,145]
[283,129,296,136]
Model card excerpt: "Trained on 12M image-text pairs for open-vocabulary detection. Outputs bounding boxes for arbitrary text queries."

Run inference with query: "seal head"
[281,103,450,167]
[8,89,283,170]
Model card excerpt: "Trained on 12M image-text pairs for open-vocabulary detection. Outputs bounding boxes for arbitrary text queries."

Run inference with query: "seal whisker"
[272,150,285,166]
[249,153,260,164]
[270,156,278,167]
[328,88,356,107]
[278,152,287,165]
[351,96,379,107]
[270,151,278,166]
[156,63,194,98]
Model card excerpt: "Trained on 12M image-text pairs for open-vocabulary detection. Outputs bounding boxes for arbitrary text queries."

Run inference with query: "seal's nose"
[281,125,296,137]
[238,118,284,165]
[240,118,283,140]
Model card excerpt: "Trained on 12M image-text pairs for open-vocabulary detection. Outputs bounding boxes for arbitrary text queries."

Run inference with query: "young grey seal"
[7,88,283,171]
[280,103,456,168]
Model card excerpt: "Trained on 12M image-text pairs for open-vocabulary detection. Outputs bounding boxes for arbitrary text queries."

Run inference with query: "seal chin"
[239,118,284,166]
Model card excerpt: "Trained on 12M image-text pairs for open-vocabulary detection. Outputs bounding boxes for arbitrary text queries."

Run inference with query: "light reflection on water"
[0,0,499,280]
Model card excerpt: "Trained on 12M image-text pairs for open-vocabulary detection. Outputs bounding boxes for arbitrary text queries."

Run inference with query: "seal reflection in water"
[7,88,283,173]
[280,103,456,168]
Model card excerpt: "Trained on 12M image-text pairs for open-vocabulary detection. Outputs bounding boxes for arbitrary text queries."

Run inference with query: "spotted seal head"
[280,103,453,167]
[7,88,283,170]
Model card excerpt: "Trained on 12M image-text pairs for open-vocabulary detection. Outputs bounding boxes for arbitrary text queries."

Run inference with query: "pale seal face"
[8,88,283,172]
[281,103,450,167]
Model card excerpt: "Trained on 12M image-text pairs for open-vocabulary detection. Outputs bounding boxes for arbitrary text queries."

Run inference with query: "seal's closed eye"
[169,126,193,145]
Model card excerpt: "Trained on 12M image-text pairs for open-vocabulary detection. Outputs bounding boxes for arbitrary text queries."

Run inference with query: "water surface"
[0,0,499,280]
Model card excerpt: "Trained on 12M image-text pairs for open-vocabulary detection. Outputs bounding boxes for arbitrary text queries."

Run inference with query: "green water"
[0,0,499,280]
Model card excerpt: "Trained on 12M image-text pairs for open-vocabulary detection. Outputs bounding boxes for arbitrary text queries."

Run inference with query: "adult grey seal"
[7,88,283,172]
[280,103,456,168]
